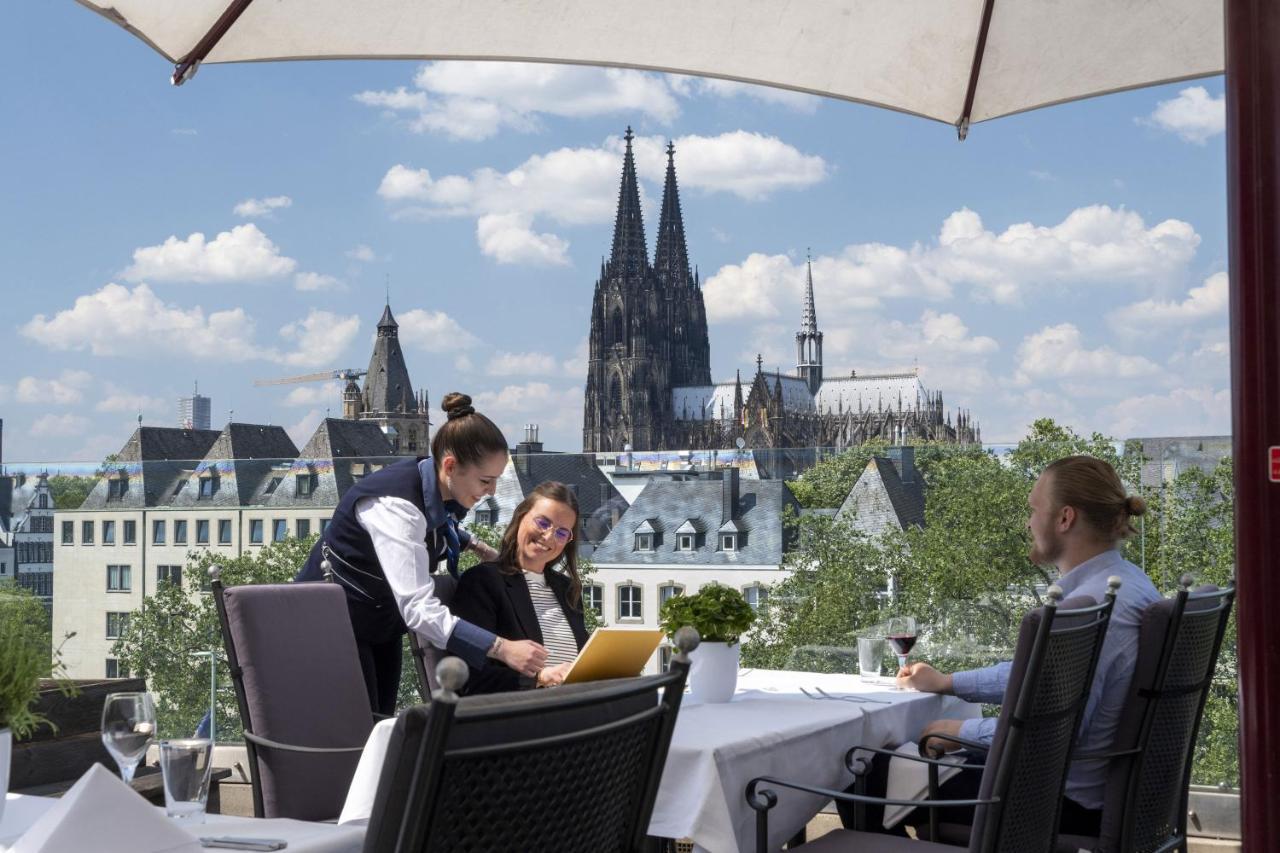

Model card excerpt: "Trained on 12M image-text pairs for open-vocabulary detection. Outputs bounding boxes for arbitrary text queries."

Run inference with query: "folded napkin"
[882,741,965,830]
[13,764,194,853]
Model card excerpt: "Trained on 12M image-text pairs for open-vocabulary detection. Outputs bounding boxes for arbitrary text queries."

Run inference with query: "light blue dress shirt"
[949,548,1160,810]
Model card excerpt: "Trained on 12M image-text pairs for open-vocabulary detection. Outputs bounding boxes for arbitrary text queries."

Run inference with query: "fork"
[815,686,891,704]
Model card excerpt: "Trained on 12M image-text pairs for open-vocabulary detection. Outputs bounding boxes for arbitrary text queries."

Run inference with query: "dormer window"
[633,518,659,553]
[296,473,317,497]
[635,533,654,552]
[678,534,694,551]
[198,474,219,499]
[107,477,128,501]
[675,519,700,552]
[264,477,283,495]
[720,533,737,552]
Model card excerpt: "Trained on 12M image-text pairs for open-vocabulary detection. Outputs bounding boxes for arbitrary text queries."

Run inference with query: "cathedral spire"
[801,252,818,335]
[653,140,691,288]
[796,251,824,396]
[608,127,648,276]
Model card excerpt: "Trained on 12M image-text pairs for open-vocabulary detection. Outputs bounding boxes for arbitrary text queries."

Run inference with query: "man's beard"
[1029,535,1062,567]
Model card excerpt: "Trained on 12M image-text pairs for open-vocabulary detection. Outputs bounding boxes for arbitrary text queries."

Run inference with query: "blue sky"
[0,4,1230,464]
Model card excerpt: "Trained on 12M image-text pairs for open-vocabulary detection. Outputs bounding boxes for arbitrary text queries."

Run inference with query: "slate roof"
[80,426,221,509]
[590,476,801,566]
[363,304,418,415]
[266,419,396,507]
[478,452,629,545]
[835,455,926,531]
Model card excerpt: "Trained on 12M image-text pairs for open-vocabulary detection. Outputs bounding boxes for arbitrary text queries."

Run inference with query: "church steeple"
[654,141,691,288]
[608,127,648,277]
[796,252,824,395]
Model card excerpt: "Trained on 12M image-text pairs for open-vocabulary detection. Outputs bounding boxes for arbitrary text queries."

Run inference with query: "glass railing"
[2,429,1238,792]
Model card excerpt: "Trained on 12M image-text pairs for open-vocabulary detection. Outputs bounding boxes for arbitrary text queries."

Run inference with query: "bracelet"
[488,636,504,659]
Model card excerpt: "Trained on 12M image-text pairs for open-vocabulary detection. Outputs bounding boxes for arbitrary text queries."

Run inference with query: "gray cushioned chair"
[211,566,376,821]
[407,572,457,700]
[1057,578,1235,853]
[746,583,1119,853]
[361,627,699,853]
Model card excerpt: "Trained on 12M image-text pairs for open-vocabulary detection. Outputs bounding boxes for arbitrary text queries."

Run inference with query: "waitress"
[297,392,547,714]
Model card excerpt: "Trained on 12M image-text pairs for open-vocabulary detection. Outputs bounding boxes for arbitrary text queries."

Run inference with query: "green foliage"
[0,584,73,738]
[113,536,317,739]
[659,583,756,644]
[786,440,890,508]
[47,475,94,510]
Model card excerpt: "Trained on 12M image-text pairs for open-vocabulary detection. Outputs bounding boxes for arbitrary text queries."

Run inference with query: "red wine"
[887,634,917,656]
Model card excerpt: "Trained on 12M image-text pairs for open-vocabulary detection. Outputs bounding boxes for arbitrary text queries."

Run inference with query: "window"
[618,584,642,620]
[107,564,132,592]
[107,478,128,501]
[152,519,166,544]
[38,494,49,509]
[196,519,210,545]
[174,520,188,544]
[198,475,219,499]
[678,534,694,551]
[743,585,769,612]
[105,659,128,679]
[82,520,94,544]
[249,519,264,545]
[106,612,129,639]
[296,473,316,497]
[61,521,74,545]
[720,533,737,552]
[296,519,311,538]
[474,508,495,526]
[102,520,116,545]
[659,584,684,606]
[272,519,288,542]
[218,519,232,545]
[158,565,182,587]
[264,477,283,495]
[635,533,654,552]
[123,520,136,545]
[583,584,604,617]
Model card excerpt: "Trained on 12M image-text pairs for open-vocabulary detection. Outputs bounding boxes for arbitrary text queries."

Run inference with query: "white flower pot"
[0,727,10,825]
[689,641,740,703]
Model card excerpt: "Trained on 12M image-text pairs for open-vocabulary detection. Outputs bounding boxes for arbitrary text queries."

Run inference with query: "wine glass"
[101,692,156,785]
[885,616,918,690]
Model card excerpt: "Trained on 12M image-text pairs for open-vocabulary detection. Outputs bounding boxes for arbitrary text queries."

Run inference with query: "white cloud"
[233,195,293,218]
[471,382,583,443]
[123,223,297,284]
[1014,323,1159,384]
[285,408,326,449]
[486,350,561,377]
[634,132,828,200]
[294,271,345,291]
[1099,385,1232,437]
[30,413,91,438]
[1144,86,1225,145]
[397,309,481,351]
[356,63,681,141]
[95,385,169,414]
[21,283,355,367]
[681,77,820,112]
[15,370,92,405]
[283,383,342,407]
[345,244,377,262]
[704,205,1200,320]
[561,338,590,378]
[476,213,571,266]
[1108,272,1227,333]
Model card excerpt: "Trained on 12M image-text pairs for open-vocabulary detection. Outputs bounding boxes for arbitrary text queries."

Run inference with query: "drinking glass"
[101,692,156,785]
[158,738,214,822]
[884,616,918,690]
[857,636,887,682]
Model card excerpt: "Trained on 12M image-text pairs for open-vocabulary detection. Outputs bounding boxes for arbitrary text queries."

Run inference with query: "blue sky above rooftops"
[0,4,1229,464]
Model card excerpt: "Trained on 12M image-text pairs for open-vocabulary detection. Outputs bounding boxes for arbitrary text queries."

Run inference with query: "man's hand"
[897,661,954,694]
[919,718,966,754]
[495,638,548,678]
[470,539,500,562]
[536,661,572,688]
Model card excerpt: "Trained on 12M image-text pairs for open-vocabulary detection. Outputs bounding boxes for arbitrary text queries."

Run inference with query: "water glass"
[101,692,156,785]
[857,636,887,682]
[159,738,214,822]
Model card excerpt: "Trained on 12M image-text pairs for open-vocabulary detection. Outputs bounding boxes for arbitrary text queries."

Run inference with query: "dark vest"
[297,457,435,644]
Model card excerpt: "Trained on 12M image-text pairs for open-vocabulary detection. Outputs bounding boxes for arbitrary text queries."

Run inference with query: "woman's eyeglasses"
[531,515,574,544]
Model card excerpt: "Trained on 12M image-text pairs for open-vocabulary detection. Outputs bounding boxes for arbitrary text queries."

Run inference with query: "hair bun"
[1125,495,1147,517]
[441,392,475,421]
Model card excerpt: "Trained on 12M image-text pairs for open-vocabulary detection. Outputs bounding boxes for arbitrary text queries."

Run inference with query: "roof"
[264,418,397,507]
[591,476,800,566]
[79,426,222,509]
[506,452,629,544]
[363,304,418,415]
[836,456,926,532]
[814,373,931,416]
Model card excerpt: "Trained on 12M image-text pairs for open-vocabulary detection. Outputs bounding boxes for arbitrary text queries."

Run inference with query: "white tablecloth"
[0,792,365,853]
[339,669,978,852]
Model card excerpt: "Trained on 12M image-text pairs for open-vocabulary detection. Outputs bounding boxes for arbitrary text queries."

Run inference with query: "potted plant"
[659,584,757,702]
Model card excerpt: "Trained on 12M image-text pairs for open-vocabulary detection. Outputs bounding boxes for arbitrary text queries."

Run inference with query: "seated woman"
[451,481,589,694]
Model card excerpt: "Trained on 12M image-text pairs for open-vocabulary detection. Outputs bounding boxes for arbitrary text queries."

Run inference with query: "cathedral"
[582,128,981,454]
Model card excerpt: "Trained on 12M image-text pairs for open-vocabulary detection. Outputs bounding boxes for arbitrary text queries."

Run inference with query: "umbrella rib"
[172,0,257,86]
[957,0,998,140]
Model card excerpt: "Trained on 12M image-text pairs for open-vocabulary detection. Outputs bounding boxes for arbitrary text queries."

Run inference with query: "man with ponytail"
[846,455,1161,837]
[298,392,547,714]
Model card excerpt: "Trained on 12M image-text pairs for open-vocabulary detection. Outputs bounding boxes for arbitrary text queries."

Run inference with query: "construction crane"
[253,368,367,387]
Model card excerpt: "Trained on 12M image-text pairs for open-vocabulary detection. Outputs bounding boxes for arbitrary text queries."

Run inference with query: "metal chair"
[1057,577,1235,853]
[361,627,700,853]
[211,564,376,821]
[406,572,457,700]
[746,582,1119,853]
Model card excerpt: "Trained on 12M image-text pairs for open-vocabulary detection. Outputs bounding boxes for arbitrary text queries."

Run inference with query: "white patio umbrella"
[76,0,1222,137]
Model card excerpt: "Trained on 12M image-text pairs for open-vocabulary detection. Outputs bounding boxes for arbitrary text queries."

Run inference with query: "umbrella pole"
[1225,0,1280,848]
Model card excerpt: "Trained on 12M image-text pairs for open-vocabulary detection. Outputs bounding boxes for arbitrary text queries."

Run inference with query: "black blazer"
[451,561,589,695]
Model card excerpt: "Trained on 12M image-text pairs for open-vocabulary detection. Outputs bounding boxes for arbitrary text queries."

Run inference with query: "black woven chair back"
[408,572,457,699]
[1100,583,1234,853]
[969,590,1117,853]
[362,664,690,853]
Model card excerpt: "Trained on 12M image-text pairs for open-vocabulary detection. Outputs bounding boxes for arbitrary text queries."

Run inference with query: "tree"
[47,475,93,510]
[786,440,890,508]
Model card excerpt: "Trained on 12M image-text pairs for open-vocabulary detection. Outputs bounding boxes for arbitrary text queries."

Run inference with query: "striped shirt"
[523,570,579,665]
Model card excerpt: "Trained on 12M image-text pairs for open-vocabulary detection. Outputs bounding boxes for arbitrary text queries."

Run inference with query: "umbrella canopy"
[77,0,1222,135]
